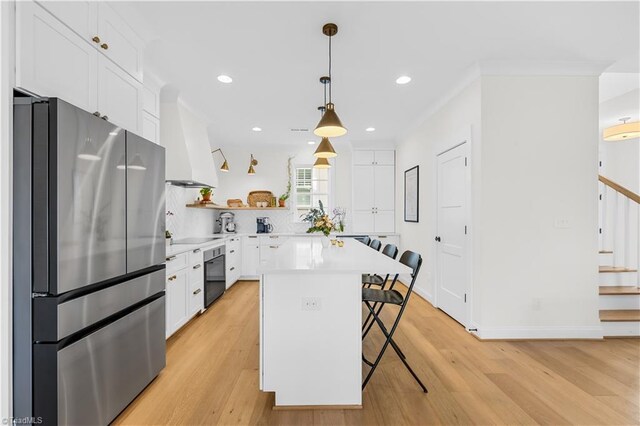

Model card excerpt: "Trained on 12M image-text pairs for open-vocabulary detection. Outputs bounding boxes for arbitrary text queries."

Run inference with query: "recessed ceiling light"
[365,127,375,132]
[252,127,262,132]
[396,76,411,85]
[217,75,233,83]
[308,141,315,145]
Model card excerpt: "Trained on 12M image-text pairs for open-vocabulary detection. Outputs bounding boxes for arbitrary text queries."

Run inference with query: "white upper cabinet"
[352,150,396,233]
[35,0,97,43]
[97,3,144,82]
[142,111,160,144]
[97,55,142,133]
[353,150,375,166]
[143,85,160,117]
[16,1,98,112]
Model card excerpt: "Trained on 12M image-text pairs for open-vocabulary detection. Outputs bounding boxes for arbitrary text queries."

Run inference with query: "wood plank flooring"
[114,281,640,426]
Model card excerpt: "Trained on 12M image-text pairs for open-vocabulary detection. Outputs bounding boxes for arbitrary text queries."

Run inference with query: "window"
[294,166,331,219]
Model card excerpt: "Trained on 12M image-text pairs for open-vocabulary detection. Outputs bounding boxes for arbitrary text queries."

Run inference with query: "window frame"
[292,163,335,222]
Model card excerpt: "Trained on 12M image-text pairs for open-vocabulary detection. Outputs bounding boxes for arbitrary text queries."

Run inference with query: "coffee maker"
[256,217,273,234]
[218,212,237,234]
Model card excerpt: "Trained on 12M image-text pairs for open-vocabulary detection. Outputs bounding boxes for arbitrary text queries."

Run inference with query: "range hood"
[160,88,218,188]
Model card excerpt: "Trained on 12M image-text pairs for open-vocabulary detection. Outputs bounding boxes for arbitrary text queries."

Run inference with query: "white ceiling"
[118,1,640,148]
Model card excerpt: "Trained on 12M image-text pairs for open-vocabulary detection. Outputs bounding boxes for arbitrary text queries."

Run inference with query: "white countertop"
[257,237,411,275]
[165,232,400,258]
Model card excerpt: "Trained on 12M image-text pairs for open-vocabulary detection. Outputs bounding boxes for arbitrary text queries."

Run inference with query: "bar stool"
[362,244,399,287]
[360,236,371,246]
[361,250,428,393]
[369,239,382,251]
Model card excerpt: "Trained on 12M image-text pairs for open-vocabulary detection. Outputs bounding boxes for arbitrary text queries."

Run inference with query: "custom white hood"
[160,88,218,188]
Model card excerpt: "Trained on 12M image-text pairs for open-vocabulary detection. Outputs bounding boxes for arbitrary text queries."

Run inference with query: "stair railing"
[598,175,640,286]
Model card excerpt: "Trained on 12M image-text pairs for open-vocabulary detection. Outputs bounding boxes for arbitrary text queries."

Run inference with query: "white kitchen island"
[258,237,412,408]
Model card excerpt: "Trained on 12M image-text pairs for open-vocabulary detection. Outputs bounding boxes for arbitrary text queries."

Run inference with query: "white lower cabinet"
[165,247,205,338]
[242,236,260,278]
[259,235,290,265]
[226,237,242,288]
[165,268,188,338]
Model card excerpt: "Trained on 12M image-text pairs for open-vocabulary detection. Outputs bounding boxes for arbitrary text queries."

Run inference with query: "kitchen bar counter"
[259,237,411,408]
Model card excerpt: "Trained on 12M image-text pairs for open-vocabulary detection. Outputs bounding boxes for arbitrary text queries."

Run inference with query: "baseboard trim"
[273,404,362,411]
[472,325,604,340]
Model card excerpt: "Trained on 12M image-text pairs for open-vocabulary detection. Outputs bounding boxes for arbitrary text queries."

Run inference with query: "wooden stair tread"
[599,266,637,273]
[599,310,640,322]
[599,250,613,254]
[599,286,640,295]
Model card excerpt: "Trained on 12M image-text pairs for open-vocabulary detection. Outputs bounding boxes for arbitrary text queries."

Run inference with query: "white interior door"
[436,142,468,326]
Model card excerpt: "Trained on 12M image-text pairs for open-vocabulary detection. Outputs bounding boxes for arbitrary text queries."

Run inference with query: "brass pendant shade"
[220,160,229,172]
[314,103,347,137]
[603,119,640,141]
[313,157,331,169]
[314,137,337,158]
[247,154,258,175]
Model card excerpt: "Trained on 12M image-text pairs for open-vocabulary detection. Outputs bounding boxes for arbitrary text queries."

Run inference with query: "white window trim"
[293,163,335,222]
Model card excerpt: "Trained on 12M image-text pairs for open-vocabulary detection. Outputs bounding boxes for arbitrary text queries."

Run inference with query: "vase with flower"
[301,201,344,247]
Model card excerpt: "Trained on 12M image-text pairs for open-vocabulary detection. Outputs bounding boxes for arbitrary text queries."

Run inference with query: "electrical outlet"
[554,218,571,229]
[301,297,321,311]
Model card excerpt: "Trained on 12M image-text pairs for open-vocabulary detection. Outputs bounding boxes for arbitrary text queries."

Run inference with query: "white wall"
[476,75,600,338]
[395,79,482,305]
[0,1,15,419]
[396,74,602,339]
[213,141,354,231]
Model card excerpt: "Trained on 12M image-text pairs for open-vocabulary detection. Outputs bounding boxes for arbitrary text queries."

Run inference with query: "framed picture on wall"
[404,166,419,222]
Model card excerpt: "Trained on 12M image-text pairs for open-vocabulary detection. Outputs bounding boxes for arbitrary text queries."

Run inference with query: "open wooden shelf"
[599,266,638,273]
[599,286,640,295]
[185,204,289,211]
[599,310,640,322]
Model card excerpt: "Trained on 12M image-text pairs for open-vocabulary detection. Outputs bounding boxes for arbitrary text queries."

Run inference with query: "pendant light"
[313,157,331,169]
[211,148,230,172]
[314,101,337,159]
[77,137,101,161]
[603,117,640,141]
[314,23,347,138]
[247,154,258,175]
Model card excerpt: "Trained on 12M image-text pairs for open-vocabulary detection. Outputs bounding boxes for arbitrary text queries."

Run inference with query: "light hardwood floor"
[114,281,640,425]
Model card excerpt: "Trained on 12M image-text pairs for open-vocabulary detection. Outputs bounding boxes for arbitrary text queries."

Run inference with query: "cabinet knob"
[101,115,109,121]
[100,43,109,50]
[193,288,202,295]
[92,36,101,43]
[193,248,201,253]
[93,111,101,117]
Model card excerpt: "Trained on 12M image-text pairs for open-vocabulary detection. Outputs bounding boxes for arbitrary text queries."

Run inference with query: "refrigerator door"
[33,295,166,425]
[126,132,166,273]
[35,99,127,295]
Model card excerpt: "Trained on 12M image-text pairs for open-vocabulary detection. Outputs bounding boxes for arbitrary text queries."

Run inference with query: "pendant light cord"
[328,33,332,104]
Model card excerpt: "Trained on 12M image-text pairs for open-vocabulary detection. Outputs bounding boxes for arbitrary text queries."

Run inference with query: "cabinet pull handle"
[230,250,235,253]
[193,288,202,295]
[166,256,176,261]
[92,36,101,43]
[193,264,201,270]
[168,275,177,281]
[269,245,278,249]
[192,248,201,253]
[230,267,235,271]
[100,43,109,50]
[248,236,258,239]
[269,236,278,239]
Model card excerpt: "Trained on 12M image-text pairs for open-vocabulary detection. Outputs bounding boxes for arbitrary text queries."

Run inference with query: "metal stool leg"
[362,301,428,393]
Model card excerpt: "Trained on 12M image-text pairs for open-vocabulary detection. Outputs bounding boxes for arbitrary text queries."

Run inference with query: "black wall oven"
[204,246,226,307]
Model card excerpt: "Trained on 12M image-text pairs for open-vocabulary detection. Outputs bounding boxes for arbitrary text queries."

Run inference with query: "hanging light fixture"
[247,154,258,175]
[313,157,331,169]
[77,137,101,161]
[603,117,640,141]
[211,148,230,172]
[128,154,147,171]
[314,23,347,138]
[314,101,337,158]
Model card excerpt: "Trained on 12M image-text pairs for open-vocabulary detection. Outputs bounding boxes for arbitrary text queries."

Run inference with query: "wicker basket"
[247,191,274,207]
[226,199,244,208]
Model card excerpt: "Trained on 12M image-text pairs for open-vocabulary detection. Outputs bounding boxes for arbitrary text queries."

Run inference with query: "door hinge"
[599,228,602,234]
[464,157,468,167]
[599,161,602,167]
[464,293,467,303]
[464,225,467,235]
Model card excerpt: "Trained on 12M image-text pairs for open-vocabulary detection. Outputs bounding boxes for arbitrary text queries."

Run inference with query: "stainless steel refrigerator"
[13,96,166,425]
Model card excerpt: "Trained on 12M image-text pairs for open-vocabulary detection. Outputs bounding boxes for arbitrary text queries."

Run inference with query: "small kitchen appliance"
[218,212,237,234]
[257,217,273,234]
